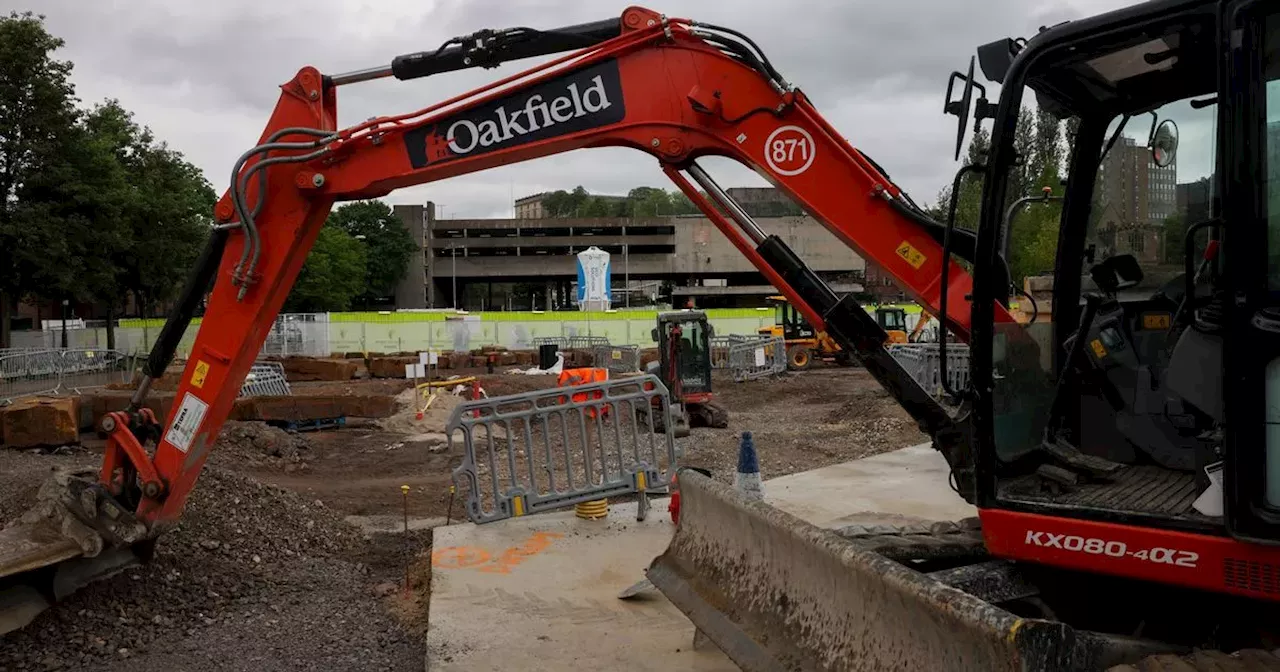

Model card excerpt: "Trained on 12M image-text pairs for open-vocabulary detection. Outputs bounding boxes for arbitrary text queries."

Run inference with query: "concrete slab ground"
[425,443,973,670]
[763,442,976,529]
[426,500,736,672]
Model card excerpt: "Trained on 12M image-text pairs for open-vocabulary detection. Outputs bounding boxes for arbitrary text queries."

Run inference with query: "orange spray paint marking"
[430,531,565,574]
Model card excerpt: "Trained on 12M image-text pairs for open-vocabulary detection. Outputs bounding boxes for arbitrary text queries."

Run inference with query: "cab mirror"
[1150,119,1179,168]
[651,328,659,342]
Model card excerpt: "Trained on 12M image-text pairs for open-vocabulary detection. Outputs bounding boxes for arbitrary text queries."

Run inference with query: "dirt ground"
[0,363,920,670]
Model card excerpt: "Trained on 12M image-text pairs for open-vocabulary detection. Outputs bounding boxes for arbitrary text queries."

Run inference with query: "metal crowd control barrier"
[0,348,136,405]
[887,343,971,398]
[709,334,760,370]
[532,335,611,350]
[727,335,787,382]
[592,344,641,374]
[239,362,292,398]
[448,374,678,525]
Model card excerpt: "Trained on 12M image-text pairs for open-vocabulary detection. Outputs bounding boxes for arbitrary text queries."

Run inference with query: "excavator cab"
[657,2,1280,668]
[956,0,1280,551]
[873,306,908,344]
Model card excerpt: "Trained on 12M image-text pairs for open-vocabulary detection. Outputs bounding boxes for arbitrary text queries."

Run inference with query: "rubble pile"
[0,468,416,670]
[214,421,312,471]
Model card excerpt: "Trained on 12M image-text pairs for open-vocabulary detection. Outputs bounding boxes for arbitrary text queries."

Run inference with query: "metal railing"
[239,362,292,398]
[0,348,137,405]
[726,335,787,382]
[710,335,786,381]
[887,343,971,398]
[260,313,330,358]
[532,335,611,350]
[448,374,678,525]
[591,344,641,374]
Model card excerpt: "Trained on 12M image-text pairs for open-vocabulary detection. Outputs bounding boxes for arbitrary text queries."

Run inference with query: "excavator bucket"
[0,470,148,635]
[646,472,1145,672]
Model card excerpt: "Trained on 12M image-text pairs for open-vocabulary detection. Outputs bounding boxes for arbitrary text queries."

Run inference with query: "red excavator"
[3,3,1280,669]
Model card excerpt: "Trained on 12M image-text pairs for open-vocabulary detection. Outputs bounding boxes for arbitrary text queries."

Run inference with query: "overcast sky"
[27,0,1146,219]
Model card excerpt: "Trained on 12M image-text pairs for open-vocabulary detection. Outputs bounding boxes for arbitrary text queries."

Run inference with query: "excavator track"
[1110,650,1280,672]
[838,520,1280,672]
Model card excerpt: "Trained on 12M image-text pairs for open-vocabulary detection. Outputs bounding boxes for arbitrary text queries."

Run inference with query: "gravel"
[212,421,313,472]
[0,467,424,671]
[680,368,928,482]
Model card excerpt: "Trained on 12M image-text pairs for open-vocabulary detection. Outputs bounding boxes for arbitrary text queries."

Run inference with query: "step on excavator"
[2,2,1280,669]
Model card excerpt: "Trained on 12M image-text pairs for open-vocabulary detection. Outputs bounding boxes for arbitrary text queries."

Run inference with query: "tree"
[670,190,701,215]
[326,200,417,307]
[79,100,214,350]
[932,125,990,232]
[1005,108,1066,285]
[9,97,132,346]
[0,11,79,346]
[283,225,368,312]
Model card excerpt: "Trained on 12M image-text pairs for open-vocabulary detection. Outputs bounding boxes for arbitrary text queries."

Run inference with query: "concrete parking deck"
[425,443,976,670]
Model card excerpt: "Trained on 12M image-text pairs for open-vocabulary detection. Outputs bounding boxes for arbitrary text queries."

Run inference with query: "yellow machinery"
[874,306,910,344]
[758,296,850,370]
[758,295,845,370]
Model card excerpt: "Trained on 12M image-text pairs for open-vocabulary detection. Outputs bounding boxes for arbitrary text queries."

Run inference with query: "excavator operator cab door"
[962,0,1280,546]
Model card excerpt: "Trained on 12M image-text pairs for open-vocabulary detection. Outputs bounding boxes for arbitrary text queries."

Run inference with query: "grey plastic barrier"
[887,343,970,397]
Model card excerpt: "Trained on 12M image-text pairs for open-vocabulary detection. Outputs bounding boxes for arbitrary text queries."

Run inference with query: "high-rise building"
[1093,136,1176,263]
[1097,136,1177,224]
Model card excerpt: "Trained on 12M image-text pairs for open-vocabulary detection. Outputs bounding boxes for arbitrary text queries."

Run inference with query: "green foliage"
[1161,212,1187,265]
[0,11,80,343]
[83,100,216,316]
[530,185,719,218]
[0,13,215,346]
[284,225,368,313]
[931,107,1069,287]
[326,200,417,306]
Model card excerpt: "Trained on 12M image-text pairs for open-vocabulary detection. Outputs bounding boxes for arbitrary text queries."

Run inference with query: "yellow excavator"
[758,295,849,369]
[760,297,926,368]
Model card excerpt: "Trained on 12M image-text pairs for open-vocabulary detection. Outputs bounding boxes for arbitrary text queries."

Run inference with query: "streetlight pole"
[451,244,458,309]
[624,243,630,308]
[60,298,69,348]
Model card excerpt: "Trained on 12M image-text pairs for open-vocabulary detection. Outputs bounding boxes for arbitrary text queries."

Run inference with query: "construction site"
[7,1,1280,670]
[0,349,932,670]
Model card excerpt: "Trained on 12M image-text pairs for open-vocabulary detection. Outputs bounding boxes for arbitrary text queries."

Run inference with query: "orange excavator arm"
[4,8,1020,596]
[125,6,1018,529]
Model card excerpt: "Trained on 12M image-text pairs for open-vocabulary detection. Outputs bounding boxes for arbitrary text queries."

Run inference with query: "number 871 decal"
[764,125,816,176]
[1025,530,1199,568]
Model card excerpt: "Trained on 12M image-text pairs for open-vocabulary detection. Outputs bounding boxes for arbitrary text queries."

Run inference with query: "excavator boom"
[1,3,1016,650]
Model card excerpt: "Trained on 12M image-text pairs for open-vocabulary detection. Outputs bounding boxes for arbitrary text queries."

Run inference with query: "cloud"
[35,0,1135,219]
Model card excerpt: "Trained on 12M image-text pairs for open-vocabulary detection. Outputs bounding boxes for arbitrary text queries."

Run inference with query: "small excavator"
[645,309,728,436]
[4,3,1280,670]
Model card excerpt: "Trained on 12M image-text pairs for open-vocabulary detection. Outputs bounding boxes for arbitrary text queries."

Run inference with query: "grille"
[1223,557,1280,595]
